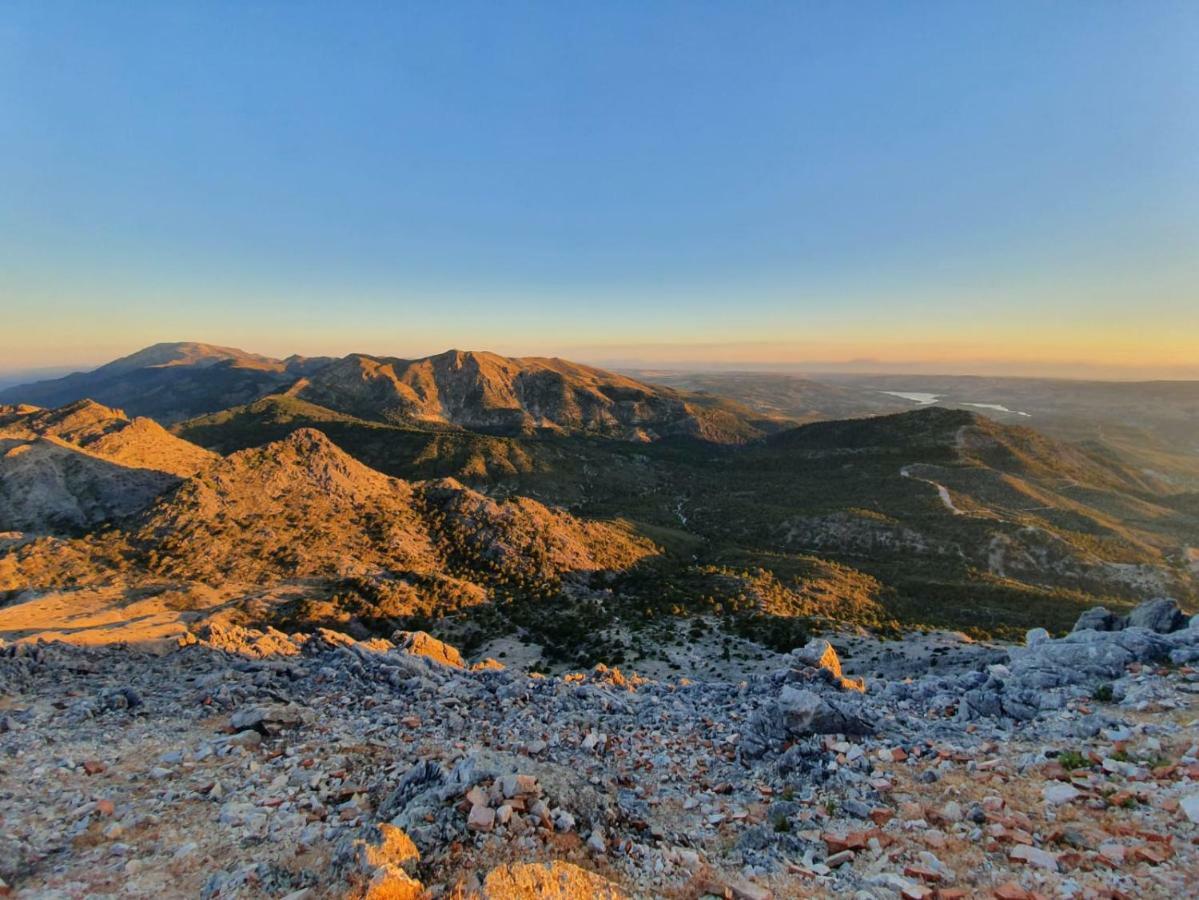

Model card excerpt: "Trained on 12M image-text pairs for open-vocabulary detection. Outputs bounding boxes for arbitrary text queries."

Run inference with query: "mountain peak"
[98,342,282,373]
[295,349,782,441]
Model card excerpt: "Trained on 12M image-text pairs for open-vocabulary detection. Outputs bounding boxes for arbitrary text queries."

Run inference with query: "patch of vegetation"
[1056,751,1090,771]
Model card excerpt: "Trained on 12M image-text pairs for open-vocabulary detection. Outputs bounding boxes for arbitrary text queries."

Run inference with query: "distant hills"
[0,342,331,424]
[649,369,1199,489]
[0,343,786,442]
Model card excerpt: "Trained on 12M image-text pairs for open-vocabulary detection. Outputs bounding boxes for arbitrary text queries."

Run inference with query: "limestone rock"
[1072,607,1123,633]
[363,864,423,900]
[793,638,865,692]
[395,631,465,669]
[1126,598,1188,634]
[480,861,627,899]
[357,823,420,874]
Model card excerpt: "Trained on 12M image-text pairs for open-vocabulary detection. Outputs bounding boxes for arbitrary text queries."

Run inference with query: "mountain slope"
[289,349,786,441]
[0,399,216,477]
[0,438,182,534]
[0,401,217,533]
[133,428,658,589]
[0,343,331,423]
[733,408,1198,619]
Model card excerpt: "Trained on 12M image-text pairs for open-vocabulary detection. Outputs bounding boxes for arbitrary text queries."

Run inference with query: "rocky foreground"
[2,601,1198,899]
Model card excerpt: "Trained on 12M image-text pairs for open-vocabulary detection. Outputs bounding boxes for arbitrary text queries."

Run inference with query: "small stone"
[227,730,261,749]
[1097,842,1125,866]
[903,865,941,883]
[869,808,894,826]
[825,850,854,868]
[992,883,1030,900]
[1009,845,1060,871]
[468,804,495,833]
[1130,845,1169,865]
[1180,793,1199,824]
[229,708,265,731]
[724,879,772,900]
[1042,783,1081,806]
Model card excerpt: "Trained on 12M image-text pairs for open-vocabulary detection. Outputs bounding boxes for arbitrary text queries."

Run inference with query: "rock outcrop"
[479,861,627,899]
[1072,598,1189,635]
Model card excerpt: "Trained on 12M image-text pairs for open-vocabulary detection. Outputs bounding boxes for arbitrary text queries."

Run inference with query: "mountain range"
[0,342,784,441]
[1,342,1196,665]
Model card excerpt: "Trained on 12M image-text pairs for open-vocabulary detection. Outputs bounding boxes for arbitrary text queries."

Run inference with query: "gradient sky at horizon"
[2,2,1197,378]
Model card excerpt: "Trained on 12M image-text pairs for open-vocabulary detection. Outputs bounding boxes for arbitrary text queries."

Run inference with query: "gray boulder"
[741,686,872,758]
[779,685,872,736]
[1166,620,1199,664]
[1126,598,1188,634]
[1009,628,1171,690]
[1072,607,1123,633]
[1025,628,1050,647]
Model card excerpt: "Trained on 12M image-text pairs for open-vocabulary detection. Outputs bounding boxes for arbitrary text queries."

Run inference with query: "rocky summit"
[2,598,1198,899]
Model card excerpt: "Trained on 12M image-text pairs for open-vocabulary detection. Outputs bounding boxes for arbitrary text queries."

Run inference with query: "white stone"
[1181,793,1199,824]
[1010,845,1060,871]
[1042,783,1081,805]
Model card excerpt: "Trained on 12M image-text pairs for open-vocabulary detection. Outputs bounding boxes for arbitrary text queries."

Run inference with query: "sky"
[2,2,1197,379]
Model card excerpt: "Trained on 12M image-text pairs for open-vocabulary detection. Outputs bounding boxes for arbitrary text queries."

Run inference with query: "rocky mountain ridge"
[0,344,785,441]
[0,400,216,534]
[0,427,658,641]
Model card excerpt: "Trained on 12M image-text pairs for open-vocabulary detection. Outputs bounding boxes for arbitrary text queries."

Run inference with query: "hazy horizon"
[3,337,1198,385]
[3,3,1197,378]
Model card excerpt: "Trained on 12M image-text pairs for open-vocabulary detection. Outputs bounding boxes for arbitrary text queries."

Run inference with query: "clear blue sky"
[2,2,1197,376]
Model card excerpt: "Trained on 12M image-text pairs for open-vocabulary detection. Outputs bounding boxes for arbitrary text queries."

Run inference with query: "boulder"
[363,865,422,900]
[393,631,464,668]
[742,686,872,757]
[1072,607,1122,633]
[792,639,865,692]
[1008,628,1171,689]
[355,823,420,873]
[780,685,872,734]
[1125,598,1188,634]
